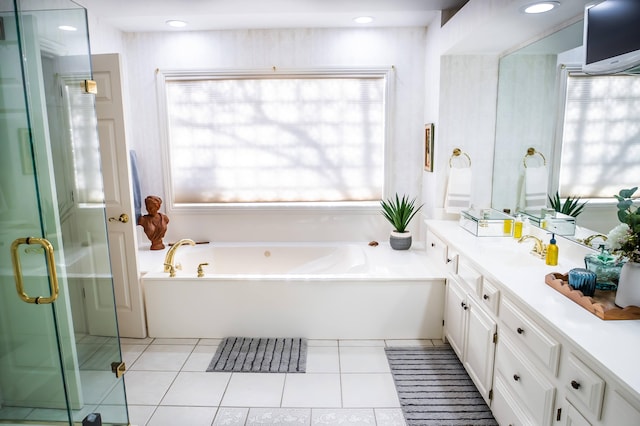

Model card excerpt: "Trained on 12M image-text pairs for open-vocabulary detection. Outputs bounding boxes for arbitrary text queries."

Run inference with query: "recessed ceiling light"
[523,1,560,14]
[166,20,188,28]
[58,25,77,31]
[353,16,374,24]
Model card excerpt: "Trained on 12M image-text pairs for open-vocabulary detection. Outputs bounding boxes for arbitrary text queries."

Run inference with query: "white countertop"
[426,219,640,401]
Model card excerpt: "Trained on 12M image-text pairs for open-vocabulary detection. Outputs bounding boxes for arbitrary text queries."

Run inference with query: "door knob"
[109,213,129,223]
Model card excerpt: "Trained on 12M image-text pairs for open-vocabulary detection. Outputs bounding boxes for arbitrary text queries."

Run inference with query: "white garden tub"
[140,242,446,339]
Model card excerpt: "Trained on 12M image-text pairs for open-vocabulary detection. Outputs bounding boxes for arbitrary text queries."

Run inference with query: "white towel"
[444,167,472,214]
[524,166,548,210]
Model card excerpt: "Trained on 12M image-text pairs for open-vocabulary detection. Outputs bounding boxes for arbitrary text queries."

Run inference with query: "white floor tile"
[374,408,407,426]
[152,338,199,345]
[282,374,341,408]
[120,337,154,345]
[339,340,385,347]
[198,338,223,346]
[307,339,338,347]
[221,373,286,407]
[147,406,217,426]
[341,374,400,408]
[119,371,177,405]
[182,345,219,371]
[160,371,230,406]
[305,346,340,373]
[311,408,376,425]
[247,408,311,425]
[124,405,156,426]
[129,344,194,371]
[121,344,150,367]
[339,347,390,373]
[213,407,249,425]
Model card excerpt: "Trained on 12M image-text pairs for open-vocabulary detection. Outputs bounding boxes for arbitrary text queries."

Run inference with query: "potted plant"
[380,194,423,250]
[548,191,588,217]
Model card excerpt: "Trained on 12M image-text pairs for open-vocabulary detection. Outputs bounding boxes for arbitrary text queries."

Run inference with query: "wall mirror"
[491,19,627,248]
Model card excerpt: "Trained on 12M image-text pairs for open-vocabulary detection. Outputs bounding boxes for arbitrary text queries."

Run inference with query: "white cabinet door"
[444,279,467,359]
[464,297,497,401]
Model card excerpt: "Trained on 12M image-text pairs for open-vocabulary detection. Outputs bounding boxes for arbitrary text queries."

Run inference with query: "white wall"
[122,27,428,243]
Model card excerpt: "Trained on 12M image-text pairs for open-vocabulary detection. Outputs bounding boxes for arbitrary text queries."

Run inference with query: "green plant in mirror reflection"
[548,191,587,218]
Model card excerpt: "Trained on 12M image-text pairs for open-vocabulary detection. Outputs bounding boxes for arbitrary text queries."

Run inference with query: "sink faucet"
[163,238,196,273]
[583,233,608,247]
[518,235,546,258]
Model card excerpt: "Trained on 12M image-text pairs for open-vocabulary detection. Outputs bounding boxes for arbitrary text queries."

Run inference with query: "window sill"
[168,201,381,215]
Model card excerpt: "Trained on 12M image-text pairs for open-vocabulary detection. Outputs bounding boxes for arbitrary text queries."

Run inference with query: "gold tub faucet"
[164,239,196,273]
[518,235,546,258]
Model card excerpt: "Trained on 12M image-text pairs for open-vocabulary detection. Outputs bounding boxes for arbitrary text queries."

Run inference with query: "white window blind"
[560,73,640,198]
[163,74,387,205]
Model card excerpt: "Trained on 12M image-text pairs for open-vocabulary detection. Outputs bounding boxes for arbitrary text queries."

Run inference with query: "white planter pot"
[390,230,412,250]
[615,262,640,308]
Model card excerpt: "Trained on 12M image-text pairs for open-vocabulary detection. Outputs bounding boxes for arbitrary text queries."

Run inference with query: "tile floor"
[120,338,446,426]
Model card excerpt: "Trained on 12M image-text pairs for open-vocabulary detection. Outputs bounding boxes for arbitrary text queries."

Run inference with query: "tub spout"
[164,238,196,273]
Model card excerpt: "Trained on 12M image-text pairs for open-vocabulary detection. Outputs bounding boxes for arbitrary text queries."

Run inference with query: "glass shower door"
[0,1,128,424]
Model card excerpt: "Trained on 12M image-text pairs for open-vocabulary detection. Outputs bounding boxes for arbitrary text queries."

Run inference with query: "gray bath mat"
[385,345,497,426]
[207,337,307,373]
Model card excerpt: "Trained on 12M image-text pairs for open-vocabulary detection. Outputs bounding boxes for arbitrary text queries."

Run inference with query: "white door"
[463,298,497,402]
[92,53,147,338]
[444,279,467,359]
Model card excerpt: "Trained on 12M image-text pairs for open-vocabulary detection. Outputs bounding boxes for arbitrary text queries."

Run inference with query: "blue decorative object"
[584,246,624,291]
[568,268,597,297]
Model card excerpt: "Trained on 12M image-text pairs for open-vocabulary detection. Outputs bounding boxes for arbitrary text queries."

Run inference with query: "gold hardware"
[164,238,196,272]
[523,147,546,167]
[197,262,209,277]
[583,234,608,247]
[111,361,126,378]
[82,79,97,94]
[11,237,59,304]
[108,213,129,223]
[518,235,547,258]
[449,148,471,167]
[164,263,176,277]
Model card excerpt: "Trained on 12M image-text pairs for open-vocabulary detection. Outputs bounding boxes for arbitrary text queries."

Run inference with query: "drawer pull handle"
[447,258,453,263]
[431,243,436,247]
[483,294,489,300]
[516,327,524,335]
[513,374,520,382]
[571,380,581,390]
[461,302,468,310]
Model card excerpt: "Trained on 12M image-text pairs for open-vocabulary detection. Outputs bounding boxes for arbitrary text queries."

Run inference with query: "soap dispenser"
[513,214,523,239]
[546,233,558,266]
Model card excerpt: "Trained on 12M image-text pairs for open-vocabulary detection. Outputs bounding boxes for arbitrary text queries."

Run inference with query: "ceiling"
[76,0,469,32]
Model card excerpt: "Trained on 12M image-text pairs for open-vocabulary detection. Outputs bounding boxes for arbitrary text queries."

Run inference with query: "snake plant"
[380,194,423,233]
[548,191,587,218]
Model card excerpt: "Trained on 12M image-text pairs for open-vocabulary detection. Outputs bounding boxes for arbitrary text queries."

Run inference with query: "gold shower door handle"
[10,237,60,304]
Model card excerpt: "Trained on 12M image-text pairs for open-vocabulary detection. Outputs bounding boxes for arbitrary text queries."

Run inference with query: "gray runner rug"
[207,337,307,373]
[385,345,497,426]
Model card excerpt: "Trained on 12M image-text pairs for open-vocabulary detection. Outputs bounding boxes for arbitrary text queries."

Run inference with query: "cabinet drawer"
[455,257,482,297]
[426,232,448,266]
[565,354,605,420]
[480,277,500,315]
[500,296,561,375]
[496,333,556,426]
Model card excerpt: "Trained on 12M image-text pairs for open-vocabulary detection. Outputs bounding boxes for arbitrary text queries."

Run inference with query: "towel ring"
[523,147,546,168]
[449,148,471,168]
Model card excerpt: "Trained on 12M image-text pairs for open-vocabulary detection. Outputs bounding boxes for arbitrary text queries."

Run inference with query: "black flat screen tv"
[583,0,640,74]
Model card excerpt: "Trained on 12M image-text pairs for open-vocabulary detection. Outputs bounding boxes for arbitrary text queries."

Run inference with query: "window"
[559,71,640,198]
[159,70,390,207]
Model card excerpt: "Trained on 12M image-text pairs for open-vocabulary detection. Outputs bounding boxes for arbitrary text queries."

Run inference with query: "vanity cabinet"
[426,221,640,426]
[444,257,496,403]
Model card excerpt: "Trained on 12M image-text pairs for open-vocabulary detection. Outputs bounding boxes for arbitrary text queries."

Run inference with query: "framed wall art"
[424,123,434,172]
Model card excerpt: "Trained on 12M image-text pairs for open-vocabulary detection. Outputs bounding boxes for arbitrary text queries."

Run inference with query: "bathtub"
[140,242,446,339]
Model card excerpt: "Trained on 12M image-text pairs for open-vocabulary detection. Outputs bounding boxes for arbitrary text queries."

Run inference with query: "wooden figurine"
[138,195,169,250]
